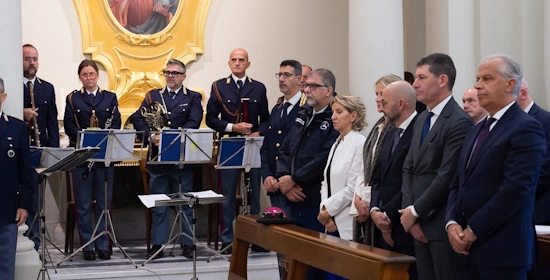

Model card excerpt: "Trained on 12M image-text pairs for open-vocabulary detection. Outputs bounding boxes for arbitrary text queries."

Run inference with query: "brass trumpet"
[140,101,167,132]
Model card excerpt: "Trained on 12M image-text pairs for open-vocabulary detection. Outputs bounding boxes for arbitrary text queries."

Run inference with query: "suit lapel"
[166,87,186,111]
[417,99,455,158]
[278,102,301,128]
[240,78,253,98]
[463,122,482,173]
[225,75,240,97]
[380,126,396,180]
[467,104,519,173]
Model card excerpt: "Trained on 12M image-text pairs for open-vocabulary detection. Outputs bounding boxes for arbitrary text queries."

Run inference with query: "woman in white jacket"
[318,93,367,241]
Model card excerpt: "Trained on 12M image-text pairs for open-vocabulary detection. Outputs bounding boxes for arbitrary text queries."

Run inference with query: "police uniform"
[24,77,59,147]
[0,112,33,278]
[23,77,59,250]
[205,75,269,247]
[132,87,203,250]
[63,88,121,255]
[260,92,306,217]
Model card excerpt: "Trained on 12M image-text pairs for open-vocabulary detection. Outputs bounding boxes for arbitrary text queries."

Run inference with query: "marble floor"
[36,241,279,280]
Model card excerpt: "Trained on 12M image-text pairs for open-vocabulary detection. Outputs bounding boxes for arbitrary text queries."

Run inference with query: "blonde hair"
[333,93,368,131]
[375,74,403,87]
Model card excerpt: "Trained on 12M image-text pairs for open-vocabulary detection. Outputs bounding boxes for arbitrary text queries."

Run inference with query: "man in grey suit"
[400,53,473,280]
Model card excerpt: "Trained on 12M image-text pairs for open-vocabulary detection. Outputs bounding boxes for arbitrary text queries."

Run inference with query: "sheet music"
[185,128,214,162]
[111,132,135,160]
[536,225,550,235]
[188,190,224,199]
[243,137,263,168]
[138,194,171,208]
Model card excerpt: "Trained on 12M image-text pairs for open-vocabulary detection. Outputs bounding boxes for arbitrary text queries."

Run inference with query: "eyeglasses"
[80,72,97,79]
[275,72,298,79]
[163,71,185,77]
[304,83,327,90]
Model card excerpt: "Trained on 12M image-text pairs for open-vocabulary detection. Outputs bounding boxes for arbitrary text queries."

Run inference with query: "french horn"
[140,101,167,132]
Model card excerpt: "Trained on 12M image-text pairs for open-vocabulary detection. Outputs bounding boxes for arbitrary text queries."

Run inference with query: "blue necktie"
[88,93,95,103]
[237,80,244,94]
[169,91,176,99]
[391,128,404,155]
[469,117,496,167]
[281,102,291,120]
[420,111,434,145]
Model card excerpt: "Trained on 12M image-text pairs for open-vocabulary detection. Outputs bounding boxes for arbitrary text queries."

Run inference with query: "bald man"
[206,48,270,254]
[462,88,488,125]
[516,78,550,226]
[370,81,418,280]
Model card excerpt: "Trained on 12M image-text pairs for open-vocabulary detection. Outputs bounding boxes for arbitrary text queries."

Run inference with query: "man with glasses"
[300,65,312,92]
[206,48,270,254]
[132,58,203,259]
[261,60,305,220]
[276,68,339,280]
[22,44,59,252]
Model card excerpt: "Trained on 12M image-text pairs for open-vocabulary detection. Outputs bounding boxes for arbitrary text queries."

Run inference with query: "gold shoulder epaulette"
[225,77,231,84]
[299,93,307,106]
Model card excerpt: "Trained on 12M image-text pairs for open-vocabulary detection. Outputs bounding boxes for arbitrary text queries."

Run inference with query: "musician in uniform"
[132,58,203,259]
[63,59,121,261]
[0,77,33,279]
[22,44,59,251]
[206,48,270,254]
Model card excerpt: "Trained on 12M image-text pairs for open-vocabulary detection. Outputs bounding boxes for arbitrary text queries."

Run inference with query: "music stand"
[211,137,263,259]
[32,147,101,280]
[145,193,226,279]
[143,128,220,267]
[57,129,143,268]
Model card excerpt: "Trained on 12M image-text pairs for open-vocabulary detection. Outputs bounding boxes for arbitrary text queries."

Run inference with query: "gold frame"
[73,0,211,124]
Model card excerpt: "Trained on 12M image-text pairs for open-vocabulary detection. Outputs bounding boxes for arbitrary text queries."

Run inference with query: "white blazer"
[320,130,366,240]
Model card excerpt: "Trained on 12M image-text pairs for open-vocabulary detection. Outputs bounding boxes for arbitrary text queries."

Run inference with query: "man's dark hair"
[280,60,302,75]
[416,53,456,91]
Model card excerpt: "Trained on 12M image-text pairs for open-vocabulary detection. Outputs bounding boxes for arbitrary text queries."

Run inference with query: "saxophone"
[28,82,41,147]
[140,101,167,132]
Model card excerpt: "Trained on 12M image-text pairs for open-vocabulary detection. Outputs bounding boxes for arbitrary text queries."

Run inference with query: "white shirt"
[86,87,99,97]
[281,91,302,116]
[24,77,36,87]
[524,101,534,114]
[426,94,453,129]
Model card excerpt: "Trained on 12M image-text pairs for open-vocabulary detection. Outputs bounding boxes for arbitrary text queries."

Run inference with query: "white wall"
[21,0,350,119]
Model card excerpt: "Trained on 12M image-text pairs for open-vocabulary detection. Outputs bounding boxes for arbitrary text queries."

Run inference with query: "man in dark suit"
[370,81,418,280]
[261,59,305,217]
[132,59,203,259]
[400,53,473,280]
[276,68,339,280]
[515,78,550,226]
[205,48,270,254]
[446,55,545,280]
[22,44,59,251]
[0,77,33,279]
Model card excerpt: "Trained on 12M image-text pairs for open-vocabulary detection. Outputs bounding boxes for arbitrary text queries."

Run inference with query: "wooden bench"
[229,215,415,280]
[538,234,550,265]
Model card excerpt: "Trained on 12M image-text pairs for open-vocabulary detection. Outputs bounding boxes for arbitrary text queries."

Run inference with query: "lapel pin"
[7,149,15,158]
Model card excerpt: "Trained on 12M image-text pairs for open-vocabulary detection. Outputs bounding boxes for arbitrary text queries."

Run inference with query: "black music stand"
[148,193,226,279]
[32,147,101,280]
[211,136,263,260]
[57,129,143,268]
[143,128,217,267]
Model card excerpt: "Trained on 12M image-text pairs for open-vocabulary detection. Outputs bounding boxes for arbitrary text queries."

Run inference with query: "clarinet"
[28,83,41,147]
[83,106,117,179]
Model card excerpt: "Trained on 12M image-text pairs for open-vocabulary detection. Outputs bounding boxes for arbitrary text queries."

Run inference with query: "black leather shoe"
[83,250,96,261]
[220,243,232,255]
[251,244,270,253]
[97,250,110,260]
[182,245,193,258]
[147,245,164,259]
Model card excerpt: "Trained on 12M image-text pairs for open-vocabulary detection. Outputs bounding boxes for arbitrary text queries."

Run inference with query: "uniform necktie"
[88,93,95,103]
[420,111,434,145]
[237,80,244,93]
[281,102,291,119]
[169,91,176,99]
[469,117,496,167]
[391,128,404,155]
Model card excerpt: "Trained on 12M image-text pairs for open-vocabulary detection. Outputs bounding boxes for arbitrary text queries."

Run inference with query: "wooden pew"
[229,215,415,280]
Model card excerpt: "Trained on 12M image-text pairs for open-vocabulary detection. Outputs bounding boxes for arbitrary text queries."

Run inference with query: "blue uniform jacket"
[63,88,122,146]
[131,87,203,172]
[276,104,339,208]
[260,94,304,196]
[24,78,59,147]
[0,113,33,224]
[206,76,269,137]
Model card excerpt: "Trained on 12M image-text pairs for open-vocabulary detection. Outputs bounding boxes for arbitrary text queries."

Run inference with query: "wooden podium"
[229,215,415,280]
